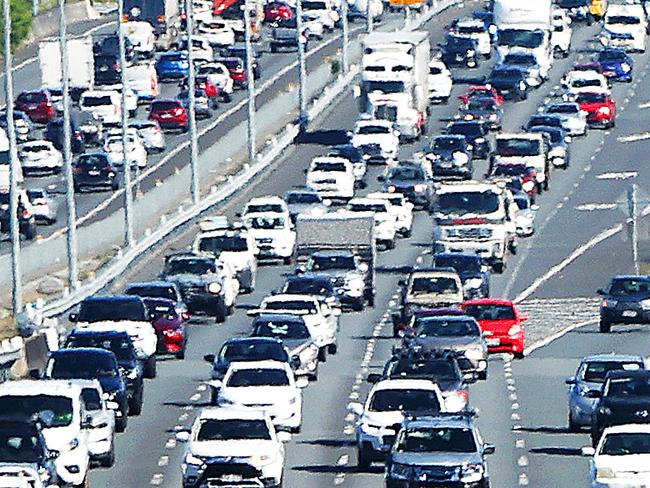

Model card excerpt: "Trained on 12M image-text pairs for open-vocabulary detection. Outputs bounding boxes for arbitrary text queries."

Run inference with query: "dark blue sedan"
[155,52,190,81]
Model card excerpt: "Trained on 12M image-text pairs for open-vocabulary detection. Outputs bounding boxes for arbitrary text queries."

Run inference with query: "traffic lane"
[512,321,650,488]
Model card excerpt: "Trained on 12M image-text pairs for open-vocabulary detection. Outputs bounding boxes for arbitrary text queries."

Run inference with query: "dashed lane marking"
[617,132,650,143]
[596,171,638,180]
[575,203,618,211]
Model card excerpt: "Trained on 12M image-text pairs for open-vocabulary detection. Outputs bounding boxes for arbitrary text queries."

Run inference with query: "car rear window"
[151,101,180,111]
[18,92,46,103]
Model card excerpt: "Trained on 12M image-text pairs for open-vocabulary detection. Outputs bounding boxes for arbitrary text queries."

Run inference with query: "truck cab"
[493,133,550,193]
[369,92,424,141]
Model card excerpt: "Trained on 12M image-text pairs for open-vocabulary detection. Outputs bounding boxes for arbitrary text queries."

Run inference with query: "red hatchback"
[144,297,188,359]
[149,98,188,132]
[15,90,56,124]
[264,1,293,23]
[575,92,616,129]
[461,299,527,358]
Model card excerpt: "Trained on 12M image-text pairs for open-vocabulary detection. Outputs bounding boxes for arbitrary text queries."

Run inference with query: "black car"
[425,135,473,180]
[598,275,650,332]
[95,35,135,61]
[44,348,130,432]
[0,191,37,240]
[381,162,434,210]
[65,329,145,418]
[446,120,490,159]
[45,117,85,154]
[222,45,262,79]
[124,281,188,317]
[281,273,340,308]
[458,97,503,131]
[73,152,119,192]
[433,253,490,298]
[94,54,122,86]
[524,114,564,132]
[501,51,545,87]
[442,34,480,68]
[556,0,591,22]
[591,370,650,445]
[487,67,528,101]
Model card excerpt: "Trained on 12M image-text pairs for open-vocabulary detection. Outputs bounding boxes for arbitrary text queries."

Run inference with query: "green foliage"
[330,58,341,76]
[0,0,34,51]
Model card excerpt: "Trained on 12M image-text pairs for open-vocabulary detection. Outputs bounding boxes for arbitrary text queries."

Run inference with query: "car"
[18,141,63,175]
[462,299,526,358]
[501,48,547,87]
[441,34,480,68]
[551,10,573,57]
[212,361,306,433]
[125,61,159,102]
[384,412,494,488]
[367,192,414,237]
[72,153,119,192]
[103,132,148,169]
[575,91,617,129]
[556,0,591,22]
[0,110,33,142]
[597,275,650,332]
[75,111,103,147]
[178,88,214,119]
[381,162,434,210]
[565,354,645,432]
[525,114,564,132]
[179,408,289,488]
[348,379,446,468]
[486,66,528,101]
[302,11,326,39]
[281,274,340,310]
[143,297,188,359]
[14,90,56,124]
[452,18,492,58]
[327,144,368,185]
[564,70,610,95]
[427,61,452,104]
[424,135,473,181]
[433,253,490,299]
[350,119,399,163]
[45,117,85,154]
[583,424,650,487]
[0,190,36,241]
[155,52,190,81]
[95,35,134,61]
[222,45,263,80]
[493,133,550,193]
[458,86,504,106]
[446,120,490,159]
[197,63,234,102]
[543,101,588,136]
[197,20,236,47]
[591,370,650,445]
[284,190,329,223]
[458,97,503,131]
[512,191,538,237]
[78,90,128,124]
[346,197,399,250]
[302,0,338,31]
[149,98,189,132]
[251,313,320,380]
[93,53,122,86]
[243,212,295,264]
[178,36,214,63]
[596,48,634,82]
[123,280,187,315]
[214,57,248,89]
[124,20,156,58]
[404,314,489,380]
[69,295,158,379]
[26,188,58,225]
[129,119,166,153]
[489,162,539,201]
[528,126,571,169]
[243,196,290,220]
[264,1,293,23]
[305,157,356,201]
[65,329,144,422]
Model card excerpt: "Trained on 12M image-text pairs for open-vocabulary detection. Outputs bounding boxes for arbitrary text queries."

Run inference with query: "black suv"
[73,152,119,192]
[425,135,473,180]
[487,66,528,101]
[45,117,85,154]
[65,329,145,418]
[591,370,650,445]
[442,35,480,68]
[598,275,650,332]
[446,120,490,159]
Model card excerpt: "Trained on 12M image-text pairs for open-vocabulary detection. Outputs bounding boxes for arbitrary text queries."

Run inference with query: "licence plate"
[222,475,243,482]
[622,310,638,317]
[88,170,100,176]
[486,338,500,346]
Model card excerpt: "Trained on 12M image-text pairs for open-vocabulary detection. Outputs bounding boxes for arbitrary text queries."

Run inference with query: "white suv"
[306,157,356,201]
[346,198,399,250]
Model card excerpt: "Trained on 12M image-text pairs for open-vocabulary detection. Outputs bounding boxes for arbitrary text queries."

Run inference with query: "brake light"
[452,218,487,225]
[21,209,31,219]
[173,107,183,116]
[181,312,190,321]
[157,15,165,22]
[74,167,83,174]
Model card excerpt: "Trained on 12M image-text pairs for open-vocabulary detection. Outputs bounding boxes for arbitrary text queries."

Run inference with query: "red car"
[264,1,293,23]
[149,98,189,132]
[15,90,56,124]
[575,92,616,129]
[215,57,247,89]
[144,297,188,359]
[459,86,504,107]
[461,299,527,358]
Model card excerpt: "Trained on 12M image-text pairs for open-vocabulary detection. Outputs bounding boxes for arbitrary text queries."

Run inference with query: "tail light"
[173,107,184,116]
[21,209,31,219]
[180,12,187,20]
[157,15,165,23]
[74,167,83,174]
[181,312,190,321]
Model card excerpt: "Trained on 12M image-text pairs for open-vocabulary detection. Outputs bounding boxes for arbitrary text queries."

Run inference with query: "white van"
[79,90,120,124]
[603,4,647,52]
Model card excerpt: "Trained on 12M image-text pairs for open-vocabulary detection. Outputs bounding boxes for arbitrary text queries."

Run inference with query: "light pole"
[59,0,78,289]
[366,0,373,33]
[341,0,349,72]
[295,0,307,125]
[244,0,256,166]
[186,0,200,204]
[3,0,22,314]
[628,184,640,274]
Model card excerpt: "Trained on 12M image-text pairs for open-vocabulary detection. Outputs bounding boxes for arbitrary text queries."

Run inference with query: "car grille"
[448,227,493,240]
[414,465,461,482]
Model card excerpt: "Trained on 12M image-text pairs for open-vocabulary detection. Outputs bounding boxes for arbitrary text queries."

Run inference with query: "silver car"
[26,188,58,225]
[566,354,645,431]
[129,120,166,154]
[543,102,588,136]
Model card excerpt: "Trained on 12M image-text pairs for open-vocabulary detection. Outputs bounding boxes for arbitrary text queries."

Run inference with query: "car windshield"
[78,299,146,322]
[498,29,545,48]
[434,255,481,274]
[125,285,176,301]
[303,1,326,8]
[598,50,627,62]
[312,161,347,172]
[396,427,477,453]
[447,36,474,49]
[601,433,650,455]
[18,92,46,104]
[410,277,458,295]
[607,15,641,25]
[496,138,541,157]
[348,202,386,213]
[283,278,332,296]
[146,300,177,320]
[530,127,563,143]
[466,99,496,111]
[504,54,537,66]
[0,428,45,463]
[416,318,480,337]
[388,166,425,181]
[362,80,406,94]
[227,368,290,387]
[607,377,650,397]
[286,192,321,204]
[152,101,180,111]
[608,279,650,295]
[557,0,588,6]
[572,78,602,88]
[448,123,482,137]
[356,125,390,135]
[308,254,355,271]
[197,419,271,441]
[254,320,311,340]
[529,116,561,127]
[220,342,287,362]
[433,138,465,151]
[464,304,516,321]
[21,144,50,153]
[47,353,117,379]
[245,216,285,229]
[67,335,133,361]
[576,92,607,104]
[0,396,73,428]
[387,358,460,381]
[264,300,317,313]
[437,191,500,215]
[198,235,248,253]
[369,389,441,413]
[246,203,284,213]
[493,164,530,177]
[82,96,113,107]
[81,388,102,411]
[457,24,485,34]
[491,68,522,81]
[77,154,109,168]
[165,258,216,275]
[582,361,642,383]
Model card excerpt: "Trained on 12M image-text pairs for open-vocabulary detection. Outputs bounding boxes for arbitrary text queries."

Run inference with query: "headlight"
[522,181,535,193]
[390,463,412,480]
[461,463,485,483]
[474,137,485,144]
[602,299,617,308]
[640,299,650,310]
[464,278,483,289]
[414,184,427,192]
[464,345,484,360]
[508,324,522,336]
[184,453,203,466]
[208,282,222,294]
[596,467,616,479]
[621,63,631,73]
[387,185,396,193]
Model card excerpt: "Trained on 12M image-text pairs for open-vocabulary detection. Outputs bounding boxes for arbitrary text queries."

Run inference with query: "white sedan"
[367,192,413,237]
[428,60,453,103]
[350,119,399,161]
[197,20,235,47]
[306,157,355,200]
[346,197,399,250]
[18,140,63,174]
[104,133,148,169]
[213,361,306,432]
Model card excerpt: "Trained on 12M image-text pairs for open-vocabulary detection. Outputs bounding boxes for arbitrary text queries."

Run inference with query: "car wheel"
[599,320,611,333]
[513,351,525,360]
[176,347,186,360]
[568,412,581,433]
[492,261,505,274]
[327,343,337,355]
[23,224,36,241]
[367,293,375,307]
[318,347,327,362]
[478,370,488,380]
[393,324,401,338]
[214,299,228,323]
[353,299,364,312]
[99,444,116,468]
[283,255,292,265]
[116,414,127,433]
[223,92,232,103]
[111,181,119,191]
[144,355,157,379]
[128,389,143,415]
[358,446,372,470]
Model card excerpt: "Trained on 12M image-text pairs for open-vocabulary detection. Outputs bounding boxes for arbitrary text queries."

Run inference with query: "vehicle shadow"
[298,438,356,448]
[514,426,572,434]
[163,400,211,408]
[350,334,395,341]
[294,129,350,146]
[292,464,383,475]
[530,447,583,457]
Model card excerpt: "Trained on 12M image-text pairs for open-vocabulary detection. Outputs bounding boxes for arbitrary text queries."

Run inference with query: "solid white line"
[523,318,598,356]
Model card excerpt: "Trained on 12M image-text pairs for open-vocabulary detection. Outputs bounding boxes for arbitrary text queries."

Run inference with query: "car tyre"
[129,388,144,415]
[599,320,611,333]
[215,300,228,323]
[176,348,186,360]
[99,443,116,467]
[318,347,327,362]
[568,412,581,433]
[327,343,337,355]
[144,355,157,379]
[116,414,127,433]
[478,370,488,380]
[493,261,505,274]
[358,446,372,470]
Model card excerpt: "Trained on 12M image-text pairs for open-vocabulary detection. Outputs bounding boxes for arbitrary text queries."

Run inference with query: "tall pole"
[4,0,22,315]
[33,0,40,16]
[244,1,256,166]
[366,0,373,33]
[59,0,78,289]
[296,0,307,123]
[118,0,134,247]
[186,0,199,203]
[341,0,349,73]
[628,184,640,274]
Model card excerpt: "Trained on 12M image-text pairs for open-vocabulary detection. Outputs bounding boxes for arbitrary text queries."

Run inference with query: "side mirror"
[581,446,596,457]
[519,315,528,322]
[348,402,364,415]
[175,430,191,443]
[596,288,606,295]
[586,390,602,399]
[565,136,572,143]
[366,373,382,384]
[277,431,292,443]
[203,354,216,363]
[296,376,309,389]
[483,443,496,455]
[68,312,78,322]
[565,376,576,385]
[291,355,301,369]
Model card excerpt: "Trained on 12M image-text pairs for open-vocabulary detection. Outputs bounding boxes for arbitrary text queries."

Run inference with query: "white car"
[18,140,63,174]
[213,361,306,432]
[350,119,399,161]
[243,196,291,221]
[244,213,295,264]
[563,70,610,95]
[104,133,148,169]
[79,90,120,123]
[180,408,289,488]
[583,424,650,487]
[348,379,446,467]
[180,35,214,63]
[129,119,166,153]
[256,294,339,358]
[543,102,587,136]
[602,4,647,53]
[198,20,236,47]
[428,60,453,103]
[453,18,492,57]
[0,380,91,488]
[346,198,399,250]
[125,21,156,57]
[197,62,234,99]
[125,62,159,102]
[302,0,338,31]
[302,13,325,40]
[367,192,413,237]
[306,157,356,200]
[551,9,572,57]
[27,188,59,224]
[513,192,537,237]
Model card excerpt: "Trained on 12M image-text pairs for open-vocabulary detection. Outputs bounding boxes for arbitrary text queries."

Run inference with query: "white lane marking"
[337,455,349,466]
[165,438,176,449]
[575,203,618,211]
[638,101,650,109]
[518,456,529,467]
[596,171,638,180]
[157,456,169,467]
[518,473,530,486]
[617,132,650,143]
[516,439,526,449]
[524,318,599,356]
[189,393,201,401]
[150,474,164,485]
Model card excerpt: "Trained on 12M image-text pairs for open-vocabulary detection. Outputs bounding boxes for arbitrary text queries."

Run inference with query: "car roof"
[463,298,515,307]
[372,379,440,392]
[126,280,178,289]
[581,354,645,363]
[263,294,317,302]
[197,407,269,421]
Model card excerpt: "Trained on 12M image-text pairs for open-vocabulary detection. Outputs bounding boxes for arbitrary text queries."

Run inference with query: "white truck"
[602,4,647,53]
[39,36,94,97]
[433,181,518,274]
[359,31,430,140]
[493,0,553,77]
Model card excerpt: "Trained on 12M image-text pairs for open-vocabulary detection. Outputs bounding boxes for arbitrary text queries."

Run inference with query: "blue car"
[432,252,490,299]
[155,52,189,81]
[596,48,633,82]
[566,354,645,431]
